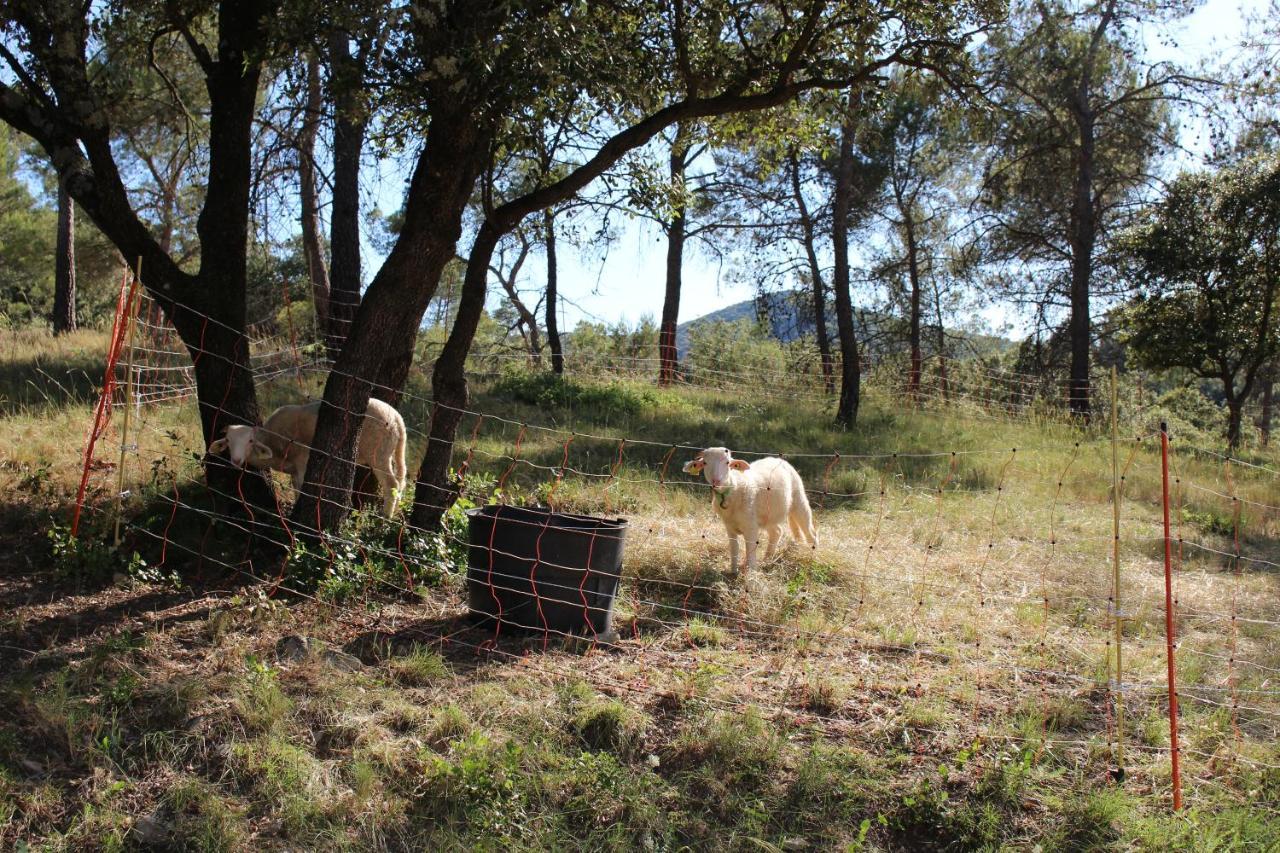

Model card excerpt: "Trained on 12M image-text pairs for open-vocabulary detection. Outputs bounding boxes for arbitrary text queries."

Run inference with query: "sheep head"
[688,447,749,490]
[207,424,273,470]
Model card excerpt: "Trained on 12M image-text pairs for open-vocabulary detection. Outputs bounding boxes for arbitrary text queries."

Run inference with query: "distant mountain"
[675,290,1012,359]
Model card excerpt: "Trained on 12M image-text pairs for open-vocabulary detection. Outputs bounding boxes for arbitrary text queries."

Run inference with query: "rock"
[321,649,363,672]
[275,635,314,663]
[132,812,170,846]
[275,635,362,671]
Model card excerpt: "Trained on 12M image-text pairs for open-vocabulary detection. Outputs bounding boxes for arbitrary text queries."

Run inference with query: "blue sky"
[366,0,1264,334]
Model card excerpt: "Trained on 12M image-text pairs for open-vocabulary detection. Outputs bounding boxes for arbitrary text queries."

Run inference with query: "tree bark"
[904,212,923,397]
[327,30,365,358]
[659,131,690,386]
[299,52,330,346]
[293,114,484,532]
[832,95,861,428]
[933,283,950,400]
[1260,367,1274,447]
[789,152,833,394]
[544,207,564,374]
[1225,390,1244,450]
[409,220,499,531]
[53,175,76,334]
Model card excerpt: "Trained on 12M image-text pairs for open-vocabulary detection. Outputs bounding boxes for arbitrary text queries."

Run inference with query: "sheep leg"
[742,524,759,574]
[288,452,309,498]
[728,535,739,575]
[372,467,399,517]
[763,525,782,563]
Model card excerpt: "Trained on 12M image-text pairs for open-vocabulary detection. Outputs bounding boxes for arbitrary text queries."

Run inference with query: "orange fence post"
[1159,422,1183,811]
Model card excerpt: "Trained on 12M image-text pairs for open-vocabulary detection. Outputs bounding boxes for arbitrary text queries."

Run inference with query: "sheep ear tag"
[729,459,750,471]
[682,459,704,474]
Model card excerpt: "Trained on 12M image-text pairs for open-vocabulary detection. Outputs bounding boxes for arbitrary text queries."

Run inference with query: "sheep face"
[686,447,748,489]
[208,425,273,470]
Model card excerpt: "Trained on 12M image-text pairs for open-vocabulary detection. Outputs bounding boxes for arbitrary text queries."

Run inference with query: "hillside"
[675,290,1014,359]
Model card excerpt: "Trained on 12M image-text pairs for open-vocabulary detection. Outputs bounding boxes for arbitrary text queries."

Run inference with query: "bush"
[491,370,662,418]
[283,499,471,600]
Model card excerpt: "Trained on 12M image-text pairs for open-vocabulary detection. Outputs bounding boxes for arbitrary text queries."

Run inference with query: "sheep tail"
[791,481,817,546]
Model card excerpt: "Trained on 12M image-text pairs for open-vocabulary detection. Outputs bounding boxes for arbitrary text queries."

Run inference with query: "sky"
[368,0,1267,334]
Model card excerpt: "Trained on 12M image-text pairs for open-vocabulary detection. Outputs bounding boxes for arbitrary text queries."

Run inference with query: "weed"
[166,777,245,852]
[570,700,648,757]
[234,658,292,733]
[387,645,451,687]
[684,617,727,647]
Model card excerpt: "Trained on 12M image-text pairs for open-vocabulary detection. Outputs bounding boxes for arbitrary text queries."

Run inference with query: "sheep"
[682,446,817,574]
[207,398,407,516]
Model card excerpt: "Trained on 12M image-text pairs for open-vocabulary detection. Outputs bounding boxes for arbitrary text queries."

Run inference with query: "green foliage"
[562,317,661,370]
[684,318,791,382]
[45,521,174,588]
[283,501,470,600]
[0,128,121,329]
[492,369,666,418]
[1117,154,1280,445]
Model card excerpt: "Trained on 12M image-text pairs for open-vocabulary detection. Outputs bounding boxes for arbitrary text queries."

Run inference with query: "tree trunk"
[327,30,365,358]
[1226,391,1244,450]
[832,96,861,428]
[299,52,330,345]
[53,176,76,334]
[293,116,484,532]
[496,236,541,365]
[410,220,499,530]
[789,152,833,394]
[1260,367,1274,447]
[929,275,950,401]
[544,207,564,374]
[1067,98,1098,421]
[658,131,689,386]
[904,213,922,398]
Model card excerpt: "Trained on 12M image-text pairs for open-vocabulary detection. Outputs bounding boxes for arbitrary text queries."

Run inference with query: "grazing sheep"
[208,398,407,516]
[682,446,817,574]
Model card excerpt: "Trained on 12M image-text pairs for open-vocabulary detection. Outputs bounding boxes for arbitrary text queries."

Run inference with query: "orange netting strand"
[72,268,137,536]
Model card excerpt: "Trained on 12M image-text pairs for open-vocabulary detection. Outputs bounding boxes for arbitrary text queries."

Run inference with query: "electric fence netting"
[69,271,1280,820]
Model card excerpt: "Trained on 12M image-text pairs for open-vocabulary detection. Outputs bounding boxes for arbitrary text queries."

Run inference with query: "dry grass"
[1,326,1279,849]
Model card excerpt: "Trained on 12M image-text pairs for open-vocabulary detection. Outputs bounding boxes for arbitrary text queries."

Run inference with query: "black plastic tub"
[465,505,628,640]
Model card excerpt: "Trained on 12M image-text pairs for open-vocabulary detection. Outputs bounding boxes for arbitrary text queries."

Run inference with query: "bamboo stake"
[1159,422,1182,810]
[113,260,142,548]
[1111,364,1125,779]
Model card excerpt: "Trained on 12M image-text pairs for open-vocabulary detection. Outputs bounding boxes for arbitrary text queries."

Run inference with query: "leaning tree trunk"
[658,134,689,387]
[327,31,366,359]
[293,117,484,532]
[299,52,331,345]
[789,152,833,395]
[410,220,499,530]
[832,97,861,428]
[53,176,76,334]
[544,207,564,374]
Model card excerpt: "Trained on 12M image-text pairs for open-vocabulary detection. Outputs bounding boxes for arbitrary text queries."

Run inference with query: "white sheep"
[208,398,407,516]
[683,446,817,574]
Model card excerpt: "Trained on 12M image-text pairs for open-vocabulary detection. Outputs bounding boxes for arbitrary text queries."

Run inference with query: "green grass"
[1,327,1279,849]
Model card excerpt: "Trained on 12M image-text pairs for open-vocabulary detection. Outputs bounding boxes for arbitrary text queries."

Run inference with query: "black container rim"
[465,503,629,532]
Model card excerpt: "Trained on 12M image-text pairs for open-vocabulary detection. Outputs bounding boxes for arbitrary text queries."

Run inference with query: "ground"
[1,327,1278,851]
